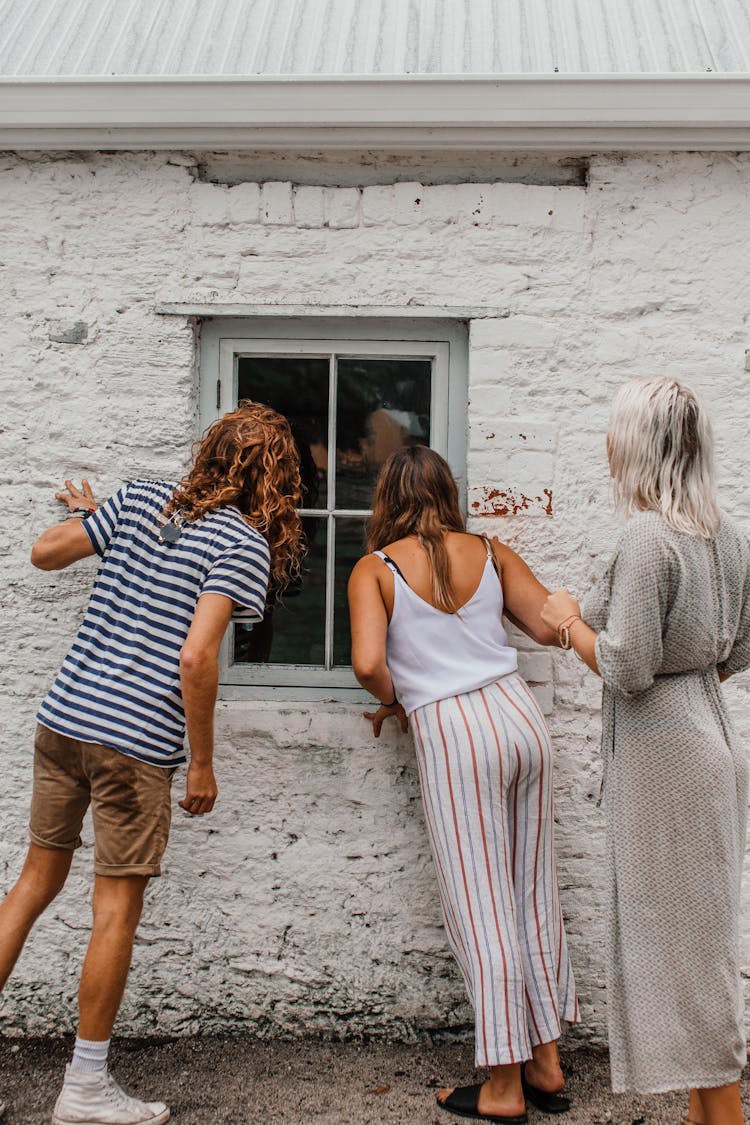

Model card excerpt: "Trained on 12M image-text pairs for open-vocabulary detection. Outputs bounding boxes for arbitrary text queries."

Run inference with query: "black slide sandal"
[520,1065,571,1114]
[437,1083,528,1123]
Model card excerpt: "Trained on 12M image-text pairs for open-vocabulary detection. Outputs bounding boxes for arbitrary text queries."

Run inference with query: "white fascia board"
[1,74,750,151]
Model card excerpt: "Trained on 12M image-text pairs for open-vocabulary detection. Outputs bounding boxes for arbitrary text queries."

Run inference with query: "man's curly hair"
[165,401,304,593]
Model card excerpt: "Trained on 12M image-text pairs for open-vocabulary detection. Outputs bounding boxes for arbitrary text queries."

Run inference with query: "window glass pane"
[336,357,432,510]
[333,517,368,667]
[237,356,329,509]
[231,349,437,676]
[233,515,327,666]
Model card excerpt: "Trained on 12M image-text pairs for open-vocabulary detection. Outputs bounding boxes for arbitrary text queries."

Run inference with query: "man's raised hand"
[55,478,98,513]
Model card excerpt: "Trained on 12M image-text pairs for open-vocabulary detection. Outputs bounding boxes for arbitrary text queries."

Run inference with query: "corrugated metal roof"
[1,0,749,78]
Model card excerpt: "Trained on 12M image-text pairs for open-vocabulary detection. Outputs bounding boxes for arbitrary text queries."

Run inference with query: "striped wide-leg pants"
[411,671,578,1067]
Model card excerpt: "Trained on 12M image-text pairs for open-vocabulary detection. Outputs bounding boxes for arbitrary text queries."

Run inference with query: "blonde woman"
[542,377,750,1125]
[348,446,578,1123]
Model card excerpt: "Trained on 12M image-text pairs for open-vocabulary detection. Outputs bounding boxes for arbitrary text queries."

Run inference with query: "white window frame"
[199,317,468,701]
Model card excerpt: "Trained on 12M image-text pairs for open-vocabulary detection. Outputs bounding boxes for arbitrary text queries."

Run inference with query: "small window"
[201,319,467,698]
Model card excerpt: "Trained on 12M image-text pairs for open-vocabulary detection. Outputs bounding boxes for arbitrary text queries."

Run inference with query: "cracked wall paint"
[470,487,553,517]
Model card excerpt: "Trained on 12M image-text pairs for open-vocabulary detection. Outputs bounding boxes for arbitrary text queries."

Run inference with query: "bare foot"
[436,1080,526,1118]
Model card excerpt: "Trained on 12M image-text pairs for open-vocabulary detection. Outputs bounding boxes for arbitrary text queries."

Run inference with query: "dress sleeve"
[200,534,271,621]
[81,485,129,556]
[594,518,673,699]
[718,541,750,677]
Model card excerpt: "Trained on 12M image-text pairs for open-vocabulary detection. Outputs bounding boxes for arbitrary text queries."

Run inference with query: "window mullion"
[324,513,336,671]
[324,353,338,670]
[327,352,337,509]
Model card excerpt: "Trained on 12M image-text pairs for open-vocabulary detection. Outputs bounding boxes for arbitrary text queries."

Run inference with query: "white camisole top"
[374,538,518,716]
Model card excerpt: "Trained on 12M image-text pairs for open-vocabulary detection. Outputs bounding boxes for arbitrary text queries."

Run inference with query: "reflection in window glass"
[233,516,326,666]
[237,356,329,509]
[232,351,433,671]
[333,517,368,666]
[336,358,431,510]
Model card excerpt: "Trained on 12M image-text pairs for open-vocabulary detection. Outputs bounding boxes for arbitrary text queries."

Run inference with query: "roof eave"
[2,74,750,152]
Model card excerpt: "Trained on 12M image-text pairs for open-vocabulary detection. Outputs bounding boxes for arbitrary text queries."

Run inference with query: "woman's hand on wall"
[363,702,408,738]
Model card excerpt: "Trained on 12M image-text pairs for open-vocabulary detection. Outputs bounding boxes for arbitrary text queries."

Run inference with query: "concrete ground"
[1,1038,748,1124]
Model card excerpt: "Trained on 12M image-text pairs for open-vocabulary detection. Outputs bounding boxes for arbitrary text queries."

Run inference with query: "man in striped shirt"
[0,404,301,1125]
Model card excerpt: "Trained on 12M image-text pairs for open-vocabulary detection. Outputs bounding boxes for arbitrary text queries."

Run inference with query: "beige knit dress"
[582,510,750,1094]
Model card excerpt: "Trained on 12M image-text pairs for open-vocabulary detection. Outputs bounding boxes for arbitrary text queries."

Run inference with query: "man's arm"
[178,592,236,816]
[31,479,99,570]
[31,521,96,571]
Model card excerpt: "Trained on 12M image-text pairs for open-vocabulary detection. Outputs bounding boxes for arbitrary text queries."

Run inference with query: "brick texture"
[1,150,749,1047]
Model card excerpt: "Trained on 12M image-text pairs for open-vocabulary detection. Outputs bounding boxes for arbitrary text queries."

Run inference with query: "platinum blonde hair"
[608,376,720,539]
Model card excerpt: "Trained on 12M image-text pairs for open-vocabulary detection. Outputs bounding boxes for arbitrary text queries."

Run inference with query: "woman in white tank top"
[348,446,578,1124]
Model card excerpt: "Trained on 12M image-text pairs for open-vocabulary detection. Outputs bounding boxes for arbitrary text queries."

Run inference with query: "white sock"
[71,1036,110,1073]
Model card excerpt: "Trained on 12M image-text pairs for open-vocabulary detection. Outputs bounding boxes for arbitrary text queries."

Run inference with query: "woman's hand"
[542,588,600,674]
[541,589,581,634]
[363,702,409,738]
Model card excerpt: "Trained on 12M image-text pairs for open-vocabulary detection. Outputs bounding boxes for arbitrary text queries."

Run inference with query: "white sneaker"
[52,1065,169,1125]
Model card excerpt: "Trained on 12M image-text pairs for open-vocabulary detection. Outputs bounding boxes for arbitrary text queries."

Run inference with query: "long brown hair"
[366,445,465,613]
[165,401,304,592]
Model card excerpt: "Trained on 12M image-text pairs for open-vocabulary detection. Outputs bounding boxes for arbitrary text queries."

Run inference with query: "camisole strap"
[480,535,502,583]
[373,550,407,582]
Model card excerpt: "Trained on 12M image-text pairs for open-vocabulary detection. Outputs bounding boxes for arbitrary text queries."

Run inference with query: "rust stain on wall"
[471,487,553,517]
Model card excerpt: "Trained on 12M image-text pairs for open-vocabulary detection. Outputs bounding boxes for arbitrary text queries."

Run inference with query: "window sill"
[218,684,372,703]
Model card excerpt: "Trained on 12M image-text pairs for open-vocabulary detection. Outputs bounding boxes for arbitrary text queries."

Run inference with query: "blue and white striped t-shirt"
[37,479,270,767]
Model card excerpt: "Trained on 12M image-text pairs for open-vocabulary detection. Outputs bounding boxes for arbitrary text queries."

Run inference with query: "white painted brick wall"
[226,182,261,225]
[261,181,294,225]
[324,186,360,228]
[292,184,325,228]
[1,151,749,1049]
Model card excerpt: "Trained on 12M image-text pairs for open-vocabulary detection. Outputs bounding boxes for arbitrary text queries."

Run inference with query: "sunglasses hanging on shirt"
[158,509,187,544]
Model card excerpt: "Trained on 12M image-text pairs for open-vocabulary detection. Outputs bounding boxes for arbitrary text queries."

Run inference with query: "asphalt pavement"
[1,1037,747,1124]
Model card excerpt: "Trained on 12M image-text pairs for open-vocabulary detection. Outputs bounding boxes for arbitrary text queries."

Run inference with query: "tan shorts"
[30,723,175,877]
